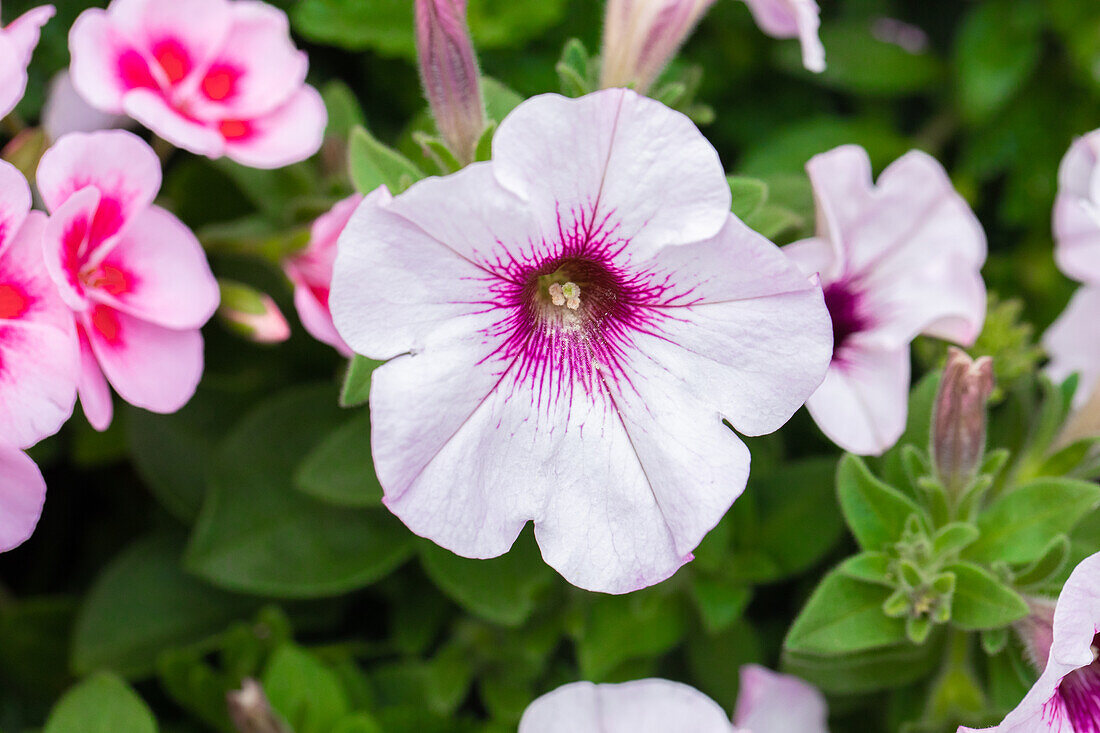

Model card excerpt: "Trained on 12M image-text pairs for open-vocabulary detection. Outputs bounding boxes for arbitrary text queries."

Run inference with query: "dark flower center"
[524,255,628,334]
[823,280,868,357]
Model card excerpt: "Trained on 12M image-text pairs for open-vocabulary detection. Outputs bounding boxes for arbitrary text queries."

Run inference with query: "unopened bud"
[217,280,290,345]
[600,0,716,93]
[415,0,486,165]
[226,679,292,733]
[932,348,995,492]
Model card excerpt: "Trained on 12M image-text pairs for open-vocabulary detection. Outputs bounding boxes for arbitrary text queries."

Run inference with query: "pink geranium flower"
[742,0,825,73]
[785,145,987,456]
[0,445,47,552]
[284,193,361,356]
[42,71,132,142]
[331,89,832,594]
[0,3,54,118]
[519,666,828,732]
[960,552,1100,733]
[1053,129,1100,287]
[68,0,327,169]
[37,130,219,431]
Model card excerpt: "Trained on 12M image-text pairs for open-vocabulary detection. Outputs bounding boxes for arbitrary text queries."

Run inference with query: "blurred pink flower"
[1054,129,1100,286]
[785,145,987,456]
[0,445,47,552]
[1044,286,1100,409]
[415,0,485,164]
[742,0,825,73]
[959,552,1100,733]
[600,0,716,93]
[519,666,828,732]
[42,70,132,141]
[330,89,831,594]
[68,0,326,169]
[284,193,362,356]
[37,130,219,431]
[0,3,54,118]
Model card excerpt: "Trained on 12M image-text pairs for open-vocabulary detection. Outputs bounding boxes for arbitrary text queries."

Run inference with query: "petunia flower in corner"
[68,0,326,169]
[959,552,1100,733]
[0,2,54,119]
[518,666,829,732]
[283,193,362,357]
[37,130,219,431]
[330,89,832,594]
[741,0,825,73]
[0,158,78,552]
[785,145,987,456]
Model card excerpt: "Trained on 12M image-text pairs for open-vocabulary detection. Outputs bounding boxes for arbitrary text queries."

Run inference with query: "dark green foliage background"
[2,0,1096,731]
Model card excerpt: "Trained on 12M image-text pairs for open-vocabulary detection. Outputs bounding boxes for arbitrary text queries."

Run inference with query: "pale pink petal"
[40,185,100,310]
[291,283,350,356]
[5,5,55,65]
[121,89,225,157]
[0,37,25,120]
[805,344,910,456]
[1044,286,1100,409]
[492,89,730,259]
[76,327,113,431]
[91,206,218,329]
[629,215,832,437]
[0,159,31,254]
[331,172,531,359]
[310,194,363,252]
[1053,130,1100,285]
[0,213,78,448]
[783,236,840,282]
[106,0,233,88]
[36,130,162,240]
[742,0,825,72]
[0,445,46,552]
[733,665,828,733]
[82,305,204,415]
[67,9,138,114]
[187,0,306,120]
[43,71,132,141]
[519,679,733,733]
[219,85,327,169]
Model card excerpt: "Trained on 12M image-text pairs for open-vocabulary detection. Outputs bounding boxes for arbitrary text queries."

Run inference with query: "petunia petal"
[82,305,204,415]
[1054,130,1100,285]
[0,445,46,552]
[519,679,734,733]
[91,205,218,329]
[220,85,326,169]
[742,0,825,73]
[805,344,910,456]
[1043,285,1100,408]
[492,89,730,259]
[733,665,828,733]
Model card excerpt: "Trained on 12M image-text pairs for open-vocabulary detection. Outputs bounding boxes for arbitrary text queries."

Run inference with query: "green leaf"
[776,19,941,96]
[837,454,926,551]
[727,176,768,221]
[333,714,384,733]
[186,385,415,597]
[947,562,1029,631]
[743,204,803,240]
[213,159,318,223]
[752,457,844,577]
[72,534,256,679]
[348,125,424,195]
[967,477,1100,564]
[0,597,76,704]
[689,576,752,634]
[785,570,907,656]
[44,673,157,733]
[481,77,524,123]
[837,552,894,586]
[556,38,593,97]
[1014,535,1071,588]
[932,523,981,558]
[576,590,687,680]
[879,371,942,490]
[419,527,553,626]
[295,409,383,507]
[322,80,365,143]
[782,632,944,695]
[264,644,350,733]
[340,355,381,408]
[954,0,1043,124]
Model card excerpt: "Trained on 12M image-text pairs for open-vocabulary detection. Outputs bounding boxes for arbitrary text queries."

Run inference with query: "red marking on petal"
[89,264,131,296]
[218,119,252,140]
[90,305,122,345]
[89,197,124,248]
[118,49,157,90]
[0,283,28,319]
[201,64,239,102]
[63,214,90,284]
[152,39,191,85]
[308,283,330,309]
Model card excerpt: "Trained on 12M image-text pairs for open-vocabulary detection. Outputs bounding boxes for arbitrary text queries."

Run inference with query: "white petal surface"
[1054,130,1100,285]
[733,665,828,733]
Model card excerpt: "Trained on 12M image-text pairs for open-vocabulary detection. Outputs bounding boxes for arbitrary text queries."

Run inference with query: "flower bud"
[415,0,486,165]
[931,347,995,492]
[217,280,291,345]
[227,679,292,733]
[599,0,716,93]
